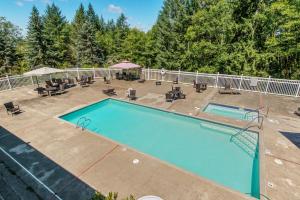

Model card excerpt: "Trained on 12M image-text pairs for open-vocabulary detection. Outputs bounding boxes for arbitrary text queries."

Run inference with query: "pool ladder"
[230,115,264,157]
[76,117,91,131]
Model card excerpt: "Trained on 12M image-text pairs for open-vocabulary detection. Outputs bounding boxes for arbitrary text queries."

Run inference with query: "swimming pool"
[60,99,260,199]
[203,103,258,121]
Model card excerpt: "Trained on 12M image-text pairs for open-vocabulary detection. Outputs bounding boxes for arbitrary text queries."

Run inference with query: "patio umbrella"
[109,60,141,69]
[109,60,142,80]
[24,66,64,87]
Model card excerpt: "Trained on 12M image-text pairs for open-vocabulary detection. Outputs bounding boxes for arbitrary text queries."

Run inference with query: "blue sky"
[0,0,163,35]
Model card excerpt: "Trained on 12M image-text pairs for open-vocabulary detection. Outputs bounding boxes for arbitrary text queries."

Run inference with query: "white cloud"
[107,4,123,14]
[16,1,24,6]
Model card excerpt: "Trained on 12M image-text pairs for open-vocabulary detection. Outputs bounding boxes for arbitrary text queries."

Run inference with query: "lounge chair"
[165,92,173,102]
[4,102,21,115]
[102,88,116,96]
[295,108,300,116]
[104,77,111,84]
[219,82,240,94]
[155,81,161,85]
[128,89,137,100]
[173,77,178,84]
[56,84,66,95]
[45,80,58,88]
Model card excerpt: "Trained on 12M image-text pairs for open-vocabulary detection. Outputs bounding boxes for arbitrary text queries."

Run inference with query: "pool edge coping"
[54,97,262,200]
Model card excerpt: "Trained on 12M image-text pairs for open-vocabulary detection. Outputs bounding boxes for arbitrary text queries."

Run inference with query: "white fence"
[0,68,300,97]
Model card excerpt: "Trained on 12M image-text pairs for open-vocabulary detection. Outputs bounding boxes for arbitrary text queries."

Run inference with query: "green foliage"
[90,191,135,200]
[42,3,69,68]
[26,6,46,69]
[0,17,20,75]
[1,1,300,79]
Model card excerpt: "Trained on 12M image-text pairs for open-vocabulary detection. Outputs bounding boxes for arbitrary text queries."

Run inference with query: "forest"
[0,0,300,79]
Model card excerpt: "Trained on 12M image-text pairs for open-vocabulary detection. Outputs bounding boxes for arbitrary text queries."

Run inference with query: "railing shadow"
[280,131,300,148]
[0,126,97,200]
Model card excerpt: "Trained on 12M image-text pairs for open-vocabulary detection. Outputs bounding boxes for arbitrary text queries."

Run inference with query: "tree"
[26,6,46,68]
[121,28,148,66]
[0,17,20,75]
[43,3,70,68]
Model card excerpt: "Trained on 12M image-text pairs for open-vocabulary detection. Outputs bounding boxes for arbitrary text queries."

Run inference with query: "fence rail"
[0,68,299,97]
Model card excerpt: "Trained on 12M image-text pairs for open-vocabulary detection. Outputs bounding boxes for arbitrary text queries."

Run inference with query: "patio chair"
[155,81,162,85]
[116,72,122,80]
[295,107,300,116]
[87,77,94,84]
[219,81,240,95]
[195,83,202,93]
[102,88,116,96]
[178,91,186,99]
[200,83,207,91]
[104,77,111,84]
[36,87,46,96]
[4,102,21,115]
[173,77,178,84]
[165,92,173,102]
[56,84,66,95]
[128,89,137,100]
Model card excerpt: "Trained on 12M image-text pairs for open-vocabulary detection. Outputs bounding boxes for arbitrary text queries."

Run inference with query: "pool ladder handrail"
[76,116,92,131]
[231,115,264,142]
[243,105,263,120]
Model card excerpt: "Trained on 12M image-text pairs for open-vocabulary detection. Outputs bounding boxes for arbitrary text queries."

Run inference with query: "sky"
[0,0,164,35]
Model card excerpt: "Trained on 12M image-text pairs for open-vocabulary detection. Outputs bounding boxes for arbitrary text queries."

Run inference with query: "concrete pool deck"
[0,79,300,199]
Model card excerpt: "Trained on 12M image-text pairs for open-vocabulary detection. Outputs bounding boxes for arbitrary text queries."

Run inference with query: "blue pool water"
[204,103,258,121]
[60,99,260,198]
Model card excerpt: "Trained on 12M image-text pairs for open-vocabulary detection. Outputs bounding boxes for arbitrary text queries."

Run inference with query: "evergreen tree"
[77,20,103,67]
[26,6,45,68]
[114,13,129,57]
[43,3,69,67]
[0,17,20,75]
[86,3,102,31]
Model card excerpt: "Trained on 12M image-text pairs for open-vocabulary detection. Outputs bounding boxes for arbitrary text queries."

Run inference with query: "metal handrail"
[76,117,91,131]
[230,115,264,142]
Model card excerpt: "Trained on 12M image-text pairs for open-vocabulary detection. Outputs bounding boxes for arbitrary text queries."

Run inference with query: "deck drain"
[274,159,283,165]
[265,149,272,155]
[133,159,139,164]
[267,181,275,188]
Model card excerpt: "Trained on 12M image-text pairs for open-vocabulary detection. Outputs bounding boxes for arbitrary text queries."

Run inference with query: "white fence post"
[178,69,181,82]
[215,72,219,88]
[30,76,34,85]
[93,67,96,79]
[77,67,80,79]
[109,68,112,79]
[6,75,12,90]
[196,71,199,84]
[148,67,150,80]
[238,74,243,90]
[265,76,271,94]
[296,83,300,97]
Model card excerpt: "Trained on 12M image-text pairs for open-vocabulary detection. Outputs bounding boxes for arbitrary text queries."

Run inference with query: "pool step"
[231,132,258,157]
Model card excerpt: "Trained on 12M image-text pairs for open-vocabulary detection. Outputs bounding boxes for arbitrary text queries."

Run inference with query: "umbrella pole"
[35,76,40,88]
